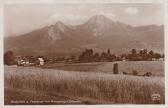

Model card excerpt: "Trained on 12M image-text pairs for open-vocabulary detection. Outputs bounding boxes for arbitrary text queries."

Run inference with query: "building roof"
[38,58,44,62]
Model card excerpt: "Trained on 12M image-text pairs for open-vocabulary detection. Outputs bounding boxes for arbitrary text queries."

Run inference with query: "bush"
[132,70,138,76]
[144,72,152,77]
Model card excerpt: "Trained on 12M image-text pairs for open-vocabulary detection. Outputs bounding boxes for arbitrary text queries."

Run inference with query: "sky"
[4,3,164,36]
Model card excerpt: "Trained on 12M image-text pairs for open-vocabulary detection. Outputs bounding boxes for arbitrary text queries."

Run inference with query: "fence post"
[113,63,119,74]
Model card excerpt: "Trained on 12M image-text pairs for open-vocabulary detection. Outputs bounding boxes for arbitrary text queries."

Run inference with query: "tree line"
[78,49,164,62]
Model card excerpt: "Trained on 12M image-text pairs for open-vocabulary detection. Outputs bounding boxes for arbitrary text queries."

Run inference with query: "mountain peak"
[55,21,64,26]
[53,21,66,32]
[46,21,66,41]
[89,14,112,22]
[83,15,116,37]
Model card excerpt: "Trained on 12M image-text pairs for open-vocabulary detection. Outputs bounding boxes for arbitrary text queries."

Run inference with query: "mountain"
[81,15,133,37]
[4,15,164,57]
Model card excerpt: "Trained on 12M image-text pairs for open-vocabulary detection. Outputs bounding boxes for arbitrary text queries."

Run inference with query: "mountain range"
[4,15,164,58]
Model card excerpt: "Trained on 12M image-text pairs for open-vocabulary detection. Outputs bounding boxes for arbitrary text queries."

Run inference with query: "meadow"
[44,61,164,76]
[4,61,165,104]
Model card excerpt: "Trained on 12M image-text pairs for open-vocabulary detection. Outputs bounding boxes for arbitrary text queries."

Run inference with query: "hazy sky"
[4,3,164,36]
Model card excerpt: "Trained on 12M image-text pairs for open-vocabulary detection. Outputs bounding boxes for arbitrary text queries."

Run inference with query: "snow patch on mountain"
[55,21,66,32]
[47,26,62,41]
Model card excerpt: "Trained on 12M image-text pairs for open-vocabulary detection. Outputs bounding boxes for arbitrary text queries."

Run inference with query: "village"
[4,48,164,67]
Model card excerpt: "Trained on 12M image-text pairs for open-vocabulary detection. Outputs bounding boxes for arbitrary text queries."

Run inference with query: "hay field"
[44,61,164,76]
[4,62,165,104]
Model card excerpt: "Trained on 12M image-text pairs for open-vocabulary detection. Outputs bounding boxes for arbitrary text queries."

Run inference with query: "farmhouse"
[37,57,45,66]
[15,56,45,66]
[15,56,33,66]
[15,56,30,66]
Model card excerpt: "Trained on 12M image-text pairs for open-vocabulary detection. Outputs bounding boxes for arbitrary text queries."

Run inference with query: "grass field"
[44,61,164,76]
[4,61,165,104]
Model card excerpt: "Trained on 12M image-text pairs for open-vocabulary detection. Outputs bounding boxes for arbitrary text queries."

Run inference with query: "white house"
[38,57,45,66]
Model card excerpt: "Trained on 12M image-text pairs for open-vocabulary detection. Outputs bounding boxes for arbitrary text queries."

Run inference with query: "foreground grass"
[5,87,83,105]
[5,66,165,104]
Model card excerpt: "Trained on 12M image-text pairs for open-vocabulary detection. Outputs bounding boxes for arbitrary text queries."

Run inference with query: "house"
[37,57,45,66]
[122,57,127,61]
[15,56,36,66]
[15,56,28,66]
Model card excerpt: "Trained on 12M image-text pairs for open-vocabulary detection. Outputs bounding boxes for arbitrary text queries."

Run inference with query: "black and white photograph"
[3,1,165,105]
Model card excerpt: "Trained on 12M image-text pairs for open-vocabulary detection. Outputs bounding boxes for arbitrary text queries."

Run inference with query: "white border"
[1,0,167,108]
[4,0,165,4]
[0,0,4,108]
[164,0,168,106]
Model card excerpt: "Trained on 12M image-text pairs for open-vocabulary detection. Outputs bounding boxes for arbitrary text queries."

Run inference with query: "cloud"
[47,14,88,25]
[47,10,117,25]
[124,7,139,15]
[91,9,116,21]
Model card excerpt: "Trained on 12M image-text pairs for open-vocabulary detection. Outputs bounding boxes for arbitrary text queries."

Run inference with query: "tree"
[107,49,111,55]
[149,50,154,56]
[138,49,148,60]
[154,53,161,60]
[4,51,15,65]
[111,54,117,61]
[100,51,108,61]
[139,50,143,55]
[131,49,137,55]
[93,53,100,62]
[128,49,138,61]
[106,49,113,61]
[78,49,94,62]
[143,49,148,55]
[148,50,154,60]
